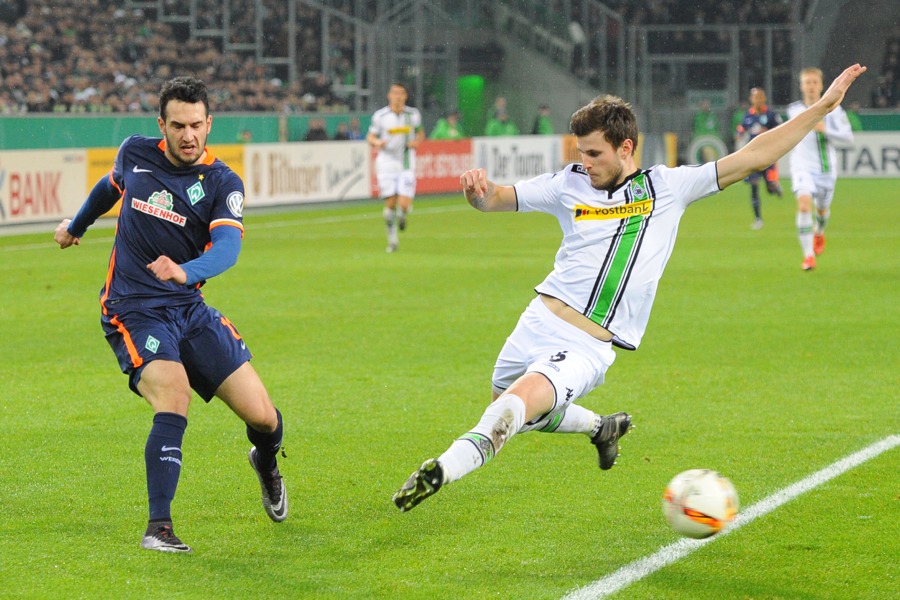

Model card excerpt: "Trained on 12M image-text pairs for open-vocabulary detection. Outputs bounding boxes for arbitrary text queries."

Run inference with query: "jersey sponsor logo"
[132,165,153,173]
[574,198,653,221]
[131,195,187,227]
[187,181,206,205]
[387,126,412,135]
[145,335,160,353]
[226,191,244,217]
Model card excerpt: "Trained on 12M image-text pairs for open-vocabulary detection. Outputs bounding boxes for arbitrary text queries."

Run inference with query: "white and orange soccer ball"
[663,469,739,539]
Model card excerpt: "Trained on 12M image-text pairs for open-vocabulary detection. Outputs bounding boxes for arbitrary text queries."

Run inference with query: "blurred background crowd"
[0,0,896,118]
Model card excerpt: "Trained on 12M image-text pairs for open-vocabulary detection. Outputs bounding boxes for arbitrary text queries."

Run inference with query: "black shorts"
[101,302,253,401]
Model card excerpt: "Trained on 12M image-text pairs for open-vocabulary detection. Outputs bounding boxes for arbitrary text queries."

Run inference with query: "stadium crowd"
[1,0,897,114]
[0,0,351,114]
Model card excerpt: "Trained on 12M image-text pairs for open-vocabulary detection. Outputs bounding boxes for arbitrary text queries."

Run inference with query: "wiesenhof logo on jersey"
[131,190,187,227]
[574,198,653,221]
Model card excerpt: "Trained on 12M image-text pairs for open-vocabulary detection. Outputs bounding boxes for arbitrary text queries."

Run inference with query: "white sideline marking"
[562,434,900,600]
[0,204,470,252]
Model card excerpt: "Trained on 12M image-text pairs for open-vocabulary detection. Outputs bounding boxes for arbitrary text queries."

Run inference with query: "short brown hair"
[800,67,823,81]
[569,95,639,152]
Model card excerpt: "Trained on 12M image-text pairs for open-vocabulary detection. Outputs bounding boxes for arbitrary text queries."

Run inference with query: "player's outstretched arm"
[717,64,866,189]
[460,168,517,212]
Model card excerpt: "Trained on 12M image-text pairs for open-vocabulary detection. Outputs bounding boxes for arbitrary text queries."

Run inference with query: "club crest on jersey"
[227,191,244,217]
[145,335,160,353]
[187,181,206,205]
[131,190,187,227]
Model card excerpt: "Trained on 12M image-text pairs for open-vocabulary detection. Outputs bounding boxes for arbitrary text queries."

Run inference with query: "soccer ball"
[663,469,739,539]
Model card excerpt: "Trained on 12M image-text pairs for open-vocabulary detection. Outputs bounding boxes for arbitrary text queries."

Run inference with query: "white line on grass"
[0,203,471,252]
[562,434,900,600]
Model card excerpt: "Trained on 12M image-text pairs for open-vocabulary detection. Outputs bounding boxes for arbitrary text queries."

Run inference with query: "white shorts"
[377,169,416,199]
[492,296,617,416]
[791,171,836,210]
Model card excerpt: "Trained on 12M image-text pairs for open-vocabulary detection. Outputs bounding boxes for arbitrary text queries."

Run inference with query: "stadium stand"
[0,0,895,115]
[0,0,355,113]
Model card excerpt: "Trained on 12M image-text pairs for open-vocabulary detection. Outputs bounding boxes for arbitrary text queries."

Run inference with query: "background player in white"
[367,82,424,253]
[392,64,867,512]
[787,67,854,271]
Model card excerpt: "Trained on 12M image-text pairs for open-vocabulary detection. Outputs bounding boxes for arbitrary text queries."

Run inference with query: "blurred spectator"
[845,101,863,131]
[429,110,465,140]
[333,121,351,140]
[305,118,329,141]
[531,104,554,135]
[870,74,896,108]
[691,98,723,161]
[347,116,364,140]
[485,109,519,136]
[692,98,720,138]
[489,96,508,119]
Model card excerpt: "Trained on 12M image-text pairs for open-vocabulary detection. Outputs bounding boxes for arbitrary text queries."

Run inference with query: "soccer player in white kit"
[392,64,867,512]
[366,82,424,253]
[787,67,854,271]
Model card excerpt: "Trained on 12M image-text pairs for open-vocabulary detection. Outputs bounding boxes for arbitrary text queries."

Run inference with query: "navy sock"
[145,412,187,522]
[751,184,761,220]
[247,408,283,472]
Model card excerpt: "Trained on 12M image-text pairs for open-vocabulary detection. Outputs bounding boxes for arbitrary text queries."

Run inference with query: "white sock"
[797,211,814,257]
[520,403,597,434]
[438,394,526,484]
[383,206,396,227]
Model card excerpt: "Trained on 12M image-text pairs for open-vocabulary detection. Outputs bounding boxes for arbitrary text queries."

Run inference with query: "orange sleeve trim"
[107,169,124,196]
[99,244,117,315]
[110,315,144,368]
[210,219,244,237]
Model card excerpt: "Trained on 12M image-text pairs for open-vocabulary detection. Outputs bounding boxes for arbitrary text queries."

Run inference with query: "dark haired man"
[393,64,867,512]
[54,76,288,552]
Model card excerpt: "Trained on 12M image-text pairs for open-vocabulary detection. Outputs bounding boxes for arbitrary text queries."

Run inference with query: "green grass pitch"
[1,179,897,599]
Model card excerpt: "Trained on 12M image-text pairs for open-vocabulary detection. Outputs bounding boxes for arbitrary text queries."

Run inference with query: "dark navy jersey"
[101,135,244,312]
[736,106,782,139]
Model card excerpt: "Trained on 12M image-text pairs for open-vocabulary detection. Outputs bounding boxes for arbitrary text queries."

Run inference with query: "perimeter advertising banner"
[777,132,900,179]
[413,139,474,195]
[0,148,87,225]
[473,135,565,185]
[243,141,370,206]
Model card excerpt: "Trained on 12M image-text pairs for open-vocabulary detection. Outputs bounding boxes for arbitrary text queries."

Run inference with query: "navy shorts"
[101,302,253,401]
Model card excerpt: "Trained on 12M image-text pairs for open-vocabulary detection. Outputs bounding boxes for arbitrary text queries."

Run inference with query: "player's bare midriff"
[539,294,614,343]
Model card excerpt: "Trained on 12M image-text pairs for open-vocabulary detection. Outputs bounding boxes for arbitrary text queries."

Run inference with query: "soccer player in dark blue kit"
[54,77,287,553]
[735,86,783,229]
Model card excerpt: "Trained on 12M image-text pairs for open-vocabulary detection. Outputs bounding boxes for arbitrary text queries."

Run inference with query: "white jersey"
[369,105,422,173]
[786,102,853,178]
[514,162,720,350]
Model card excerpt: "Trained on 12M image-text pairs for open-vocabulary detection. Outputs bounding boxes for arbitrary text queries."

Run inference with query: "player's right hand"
[54,219,80,249]
[460,168,488,200]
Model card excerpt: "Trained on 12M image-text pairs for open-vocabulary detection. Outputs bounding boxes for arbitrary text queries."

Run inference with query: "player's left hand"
[147,255,187,284]
[819,64,867,112]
